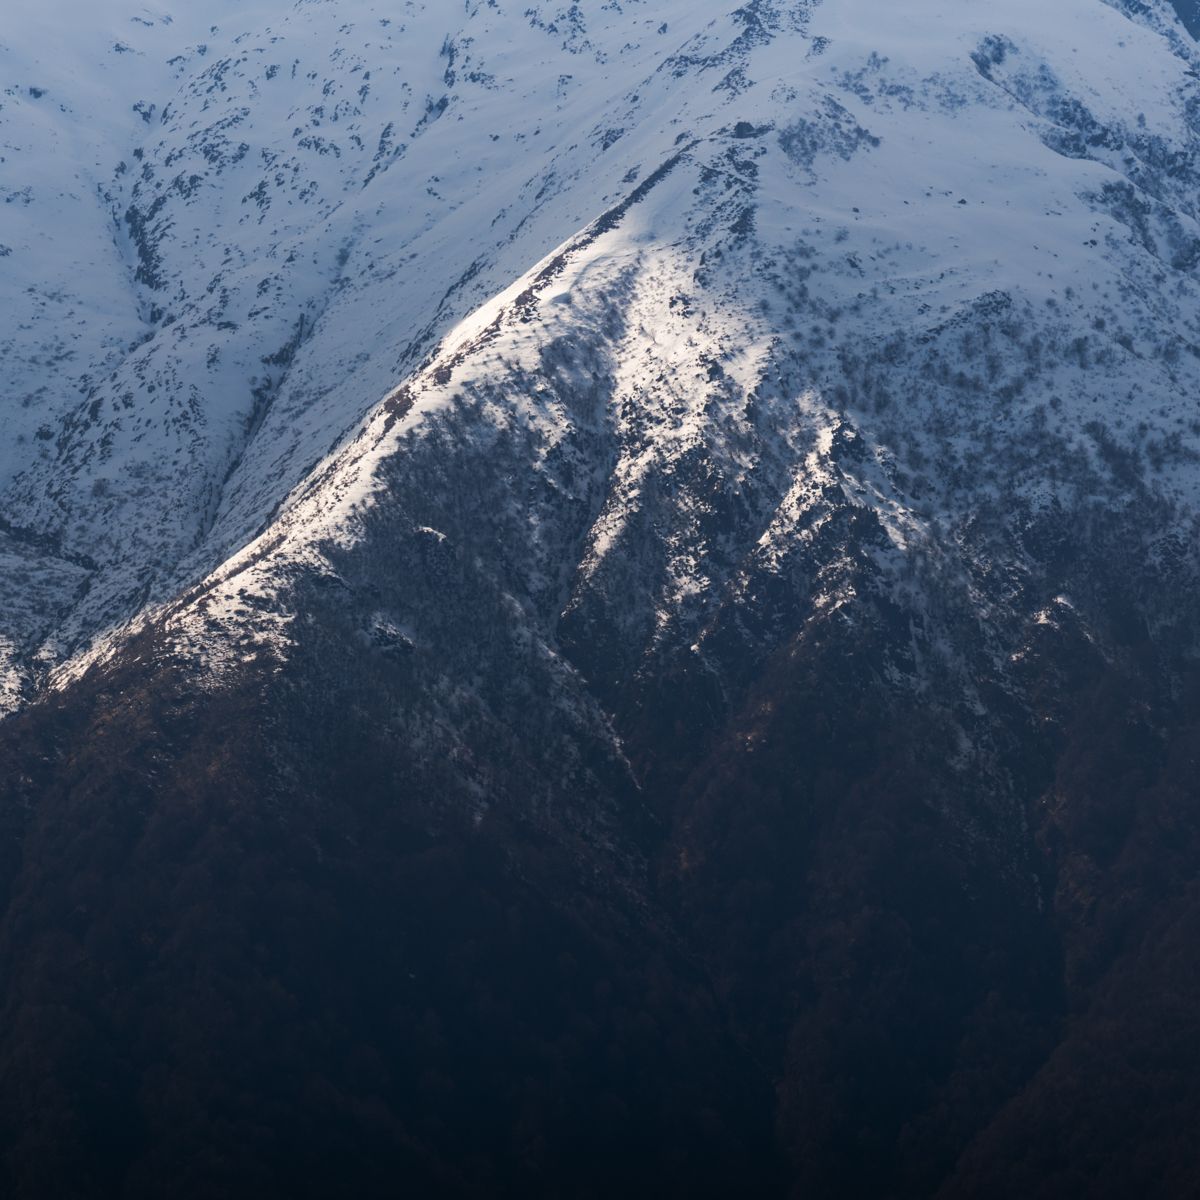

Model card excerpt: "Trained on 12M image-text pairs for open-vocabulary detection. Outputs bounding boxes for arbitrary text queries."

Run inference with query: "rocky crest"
[2,1,1200,1196]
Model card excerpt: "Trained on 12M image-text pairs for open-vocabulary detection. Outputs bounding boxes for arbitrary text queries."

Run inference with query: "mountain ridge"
[2,1,1200,1195]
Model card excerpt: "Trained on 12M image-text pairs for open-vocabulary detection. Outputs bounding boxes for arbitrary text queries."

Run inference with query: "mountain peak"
[2,4,1200,1195]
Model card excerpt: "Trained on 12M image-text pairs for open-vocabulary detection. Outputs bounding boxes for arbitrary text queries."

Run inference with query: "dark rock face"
[4,1,1200,1196]
[1,436,1198,1197]
[0,632,781,1200]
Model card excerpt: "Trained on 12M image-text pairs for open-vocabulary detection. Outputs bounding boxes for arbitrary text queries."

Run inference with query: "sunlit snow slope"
[1,0,1198,719]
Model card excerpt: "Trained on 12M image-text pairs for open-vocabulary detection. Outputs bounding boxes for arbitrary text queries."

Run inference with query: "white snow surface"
[2,0,1200,709]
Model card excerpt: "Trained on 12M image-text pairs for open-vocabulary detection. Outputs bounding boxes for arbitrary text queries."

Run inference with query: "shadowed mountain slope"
[2,0,1200,1195]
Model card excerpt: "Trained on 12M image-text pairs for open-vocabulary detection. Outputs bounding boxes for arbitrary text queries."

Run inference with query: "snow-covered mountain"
[2,1,1200,1196]
[1,0,1197,711]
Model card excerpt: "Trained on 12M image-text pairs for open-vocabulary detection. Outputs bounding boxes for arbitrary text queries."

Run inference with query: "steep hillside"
[2,0,1200,1196]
